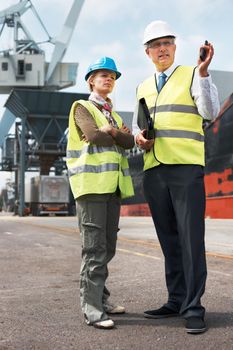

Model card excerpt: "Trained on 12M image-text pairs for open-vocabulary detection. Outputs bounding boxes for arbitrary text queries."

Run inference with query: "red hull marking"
[205,168,233,196]
[206,196,233,218]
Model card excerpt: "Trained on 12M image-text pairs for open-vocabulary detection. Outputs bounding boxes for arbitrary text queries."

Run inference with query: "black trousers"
[143,164,207,319]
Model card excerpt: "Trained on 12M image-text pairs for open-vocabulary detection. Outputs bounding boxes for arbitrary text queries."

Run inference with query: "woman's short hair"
[87,71,98,91]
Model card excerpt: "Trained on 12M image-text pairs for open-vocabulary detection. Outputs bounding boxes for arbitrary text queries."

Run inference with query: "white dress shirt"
[132,63,220,135]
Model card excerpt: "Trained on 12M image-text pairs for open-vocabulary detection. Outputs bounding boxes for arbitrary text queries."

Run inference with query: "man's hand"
[198,42,214,77]
[136,130,154,151]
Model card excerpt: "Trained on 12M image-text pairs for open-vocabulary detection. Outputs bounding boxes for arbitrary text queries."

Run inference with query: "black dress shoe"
[185,317,206,334]
[144,306,179,319]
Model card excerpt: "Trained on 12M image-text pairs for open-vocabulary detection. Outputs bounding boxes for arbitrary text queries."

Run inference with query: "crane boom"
[0,0,30,24]
[45,0,85,83]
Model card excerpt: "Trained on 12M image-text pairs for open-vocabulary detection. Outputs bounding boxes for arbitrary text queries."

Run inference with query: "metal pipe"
[19,117,25,216]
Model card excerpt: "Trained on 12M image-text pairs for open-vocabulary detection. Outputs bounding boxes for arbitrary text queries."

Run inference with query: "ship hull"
[121,97,233,218]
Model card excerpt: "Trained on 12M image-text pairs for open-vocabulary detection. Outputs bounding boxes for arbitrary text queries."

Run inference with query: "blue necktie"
[157,72,167,92]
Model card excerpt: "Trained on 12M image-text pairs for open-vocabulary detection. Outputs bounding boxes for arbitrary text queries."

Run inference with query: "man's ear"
[145,47,150,57]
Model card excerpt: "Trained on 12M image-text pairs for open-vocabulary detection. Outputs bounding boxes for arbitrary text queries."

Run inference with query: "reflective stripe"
[156,129,204,141]
[68,163,130,177]
[149,104,198,115]
[69,163,119,176]
[66,150,82,158]
[122,168,130,176]
[66,145,125,159]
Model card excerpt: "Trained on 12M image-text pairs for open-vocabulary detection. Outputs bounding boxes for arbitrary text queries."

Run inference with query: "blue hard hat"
[85,56,121,81]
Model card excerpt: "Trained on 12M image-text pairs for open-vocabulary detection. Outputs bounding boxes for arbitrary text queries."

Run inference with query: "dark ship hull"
[121,95,233,218]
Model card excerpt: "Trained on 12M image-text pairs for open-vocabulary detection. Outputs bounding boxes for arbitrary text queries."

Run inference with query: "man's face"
[145,37,176,72]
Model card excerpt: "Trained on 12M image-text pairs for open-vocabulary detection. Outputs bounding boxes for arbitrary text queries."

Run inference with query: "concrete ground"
[5,214,232,257]
[0,214,232,349]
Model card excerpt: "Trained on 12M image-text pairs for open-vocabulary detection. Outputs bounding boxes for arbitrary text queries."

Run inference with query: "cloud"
[171,0,229,24]
[80,0,148,22]
[89,42,125,58]
[175,36,205,66]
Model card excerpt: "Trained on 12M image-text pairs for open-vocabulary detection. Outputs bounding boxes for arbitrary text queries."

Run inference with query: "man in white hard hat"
[132,20,220,334]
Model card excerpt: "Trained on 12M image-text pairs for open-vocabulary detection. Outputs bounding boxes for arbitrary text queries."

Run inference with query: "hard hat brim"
[144,35,176,45]
[85,68,121,81]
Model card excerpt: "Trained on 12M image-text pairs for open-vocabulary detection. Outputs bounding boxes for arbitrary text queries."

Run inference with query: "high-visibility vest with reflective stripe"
[137,66,205,170]
[66,100,134,199]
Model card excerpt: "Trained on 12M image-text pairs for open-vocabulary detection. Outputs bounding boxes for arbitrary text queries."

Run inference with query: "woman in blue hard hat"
[66,57,134,329]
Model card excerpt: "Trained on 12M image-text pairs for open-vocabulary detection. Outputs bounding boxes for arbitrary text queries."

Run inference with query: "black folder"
[137,98,154,139]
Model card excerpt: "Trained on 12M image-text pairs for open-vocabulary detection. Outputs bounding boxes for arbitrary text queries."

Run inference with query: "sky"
[0,0,233,189]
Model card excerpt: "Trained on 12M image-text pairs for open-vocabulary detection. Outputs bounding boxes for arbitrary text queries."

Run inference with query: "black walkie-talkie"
[200,40,209,61]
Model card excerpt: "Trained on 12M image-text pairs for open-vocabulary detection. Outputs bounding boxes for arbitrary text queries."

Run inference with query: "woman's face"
[89,70,116,96]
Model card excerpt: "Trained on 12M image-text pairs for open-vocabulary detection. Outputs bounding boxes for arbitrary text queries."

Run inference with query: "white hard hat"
[143,20,176,45]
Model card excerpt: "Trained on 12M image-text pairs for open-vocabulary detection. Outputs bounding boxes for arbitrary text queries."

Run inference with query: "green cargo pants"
[76,192,121,323]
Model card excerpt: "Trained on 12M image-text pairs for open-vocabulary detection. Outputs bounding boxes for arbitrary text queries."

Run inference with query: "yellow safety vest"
[66,100,134,199]
[137,66,205,171]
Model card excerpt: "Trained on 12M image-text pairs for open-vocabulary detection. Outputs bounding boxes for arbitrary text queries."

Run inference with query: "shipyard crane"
[0,0,85,152]
[0,0,86,216]
[0,0,85,93]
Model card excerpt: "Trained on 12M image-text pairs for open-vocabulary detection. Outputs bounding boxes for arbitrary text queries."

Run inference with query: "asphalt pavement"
[4,214,232,257]
[0,214,232,349]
